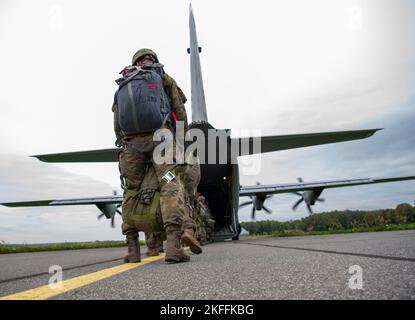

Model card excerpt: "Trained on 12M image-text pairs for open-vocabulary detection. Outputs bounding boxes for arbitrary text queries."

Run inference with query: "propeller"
[291,178,325,215]
[239,182,273,220]
[97,190,122,228]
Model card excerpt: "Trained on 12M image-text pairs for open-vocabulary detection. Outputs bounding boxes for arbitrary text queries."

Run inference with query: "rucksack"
[115,64,171,134]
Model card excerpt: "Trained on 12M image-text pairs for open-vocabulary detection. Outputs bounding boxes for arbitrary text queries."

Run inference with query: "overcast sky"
[0,0,414,243]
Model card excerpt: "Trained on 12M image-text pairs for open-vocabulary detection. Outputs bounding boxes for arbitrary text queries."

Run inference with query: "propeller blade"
[306,204,313,214]
[297,177,303,183]
[251,205,256,220]
[111,217,115,228]
[97,213,105,220]
[239,201,253,208]
[262,206,272,214]
[316,198,325,202]
[292,198,304,211]
[293,192,303,196]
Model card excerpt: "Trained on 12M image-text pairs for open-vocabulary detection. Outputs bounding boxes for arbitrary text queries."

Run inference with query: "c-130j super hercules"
[2,4,415,241]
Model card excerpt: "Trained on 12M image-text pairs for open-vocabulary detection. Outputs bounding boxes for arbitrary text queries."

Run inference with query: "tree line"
[240,203,415,236]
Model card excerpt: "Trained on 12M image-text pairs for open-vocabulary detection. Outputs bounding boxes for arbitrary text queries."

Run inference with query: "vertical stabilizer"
[189,4,208,123]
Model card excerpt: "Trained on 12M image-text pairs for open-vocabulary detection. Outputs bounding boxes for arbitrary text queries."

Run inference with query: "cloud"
[1,0,414,239]
[238,101,415,222]
[0,153,123,244]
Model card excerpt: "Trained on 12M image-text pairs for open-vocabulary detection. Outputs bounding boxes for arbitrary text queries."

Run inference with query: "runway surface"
[0,230,414,300]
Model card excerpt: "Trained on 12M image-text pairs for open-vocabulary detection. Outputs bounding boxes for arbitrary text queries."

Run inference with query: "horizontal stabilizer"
[32,148,120,163]
[239,175,415,196]
[232,128,381,157]
[32,129,381,163]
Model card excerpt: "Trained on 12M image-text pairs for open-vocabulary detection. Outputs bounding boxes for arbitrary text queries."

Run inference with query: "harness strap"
[127,81,141,133]
[124,189,141,198]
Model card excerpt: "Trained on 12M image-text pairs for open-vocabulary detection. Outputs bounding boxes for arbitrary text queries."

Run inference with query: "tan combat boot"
[165,226,190,263]
[181,228,202,254]
[146,247,159,257]
[124,232,141,263]
[146,234,160,257]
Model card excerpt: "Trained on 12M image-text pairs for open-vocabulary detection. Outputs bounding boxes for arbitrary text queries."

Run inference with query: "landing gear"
[232,223,241,241]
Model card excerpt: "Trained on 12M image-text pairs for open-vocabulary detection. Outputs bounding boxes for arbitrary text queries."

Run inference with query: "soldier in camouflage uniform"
[145,160,203,256]
[204,199,216,243]
[195,194,215,245]
[194,194,207,245]
[180,161,202,254]
[113,48,198,263]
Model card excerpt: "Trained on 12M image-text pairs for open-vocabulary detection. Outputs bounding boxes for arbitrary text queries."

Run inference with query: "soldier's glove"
[115,138,124,148]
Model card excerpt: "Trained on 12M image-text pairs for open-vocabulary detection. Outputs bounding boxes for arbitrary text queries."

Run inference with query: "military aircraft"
[2,4,415,241]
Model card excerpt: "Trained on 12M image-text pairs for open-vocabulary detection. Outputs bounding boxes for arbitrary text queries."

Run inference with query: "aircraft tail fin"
[189,4,208,123]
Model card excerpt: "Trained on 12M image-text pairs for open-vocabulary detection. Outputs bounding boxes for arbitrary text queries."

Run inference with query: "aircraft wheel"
[232,223,241,240]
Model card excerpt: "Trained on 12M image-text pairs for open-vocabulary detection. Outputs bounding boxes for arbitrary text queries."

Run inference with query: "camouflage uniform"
[181,162,201,232]
[195,195,215,244]
[195,199,207,244]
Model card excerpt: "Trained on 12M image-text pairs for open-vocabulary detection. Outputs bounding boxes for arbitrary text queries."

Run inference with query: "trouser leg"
[119,149,148,235]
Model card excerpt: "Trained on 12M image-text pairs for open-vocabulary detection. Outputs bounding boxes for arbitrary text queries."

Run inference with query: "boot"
[165,226,190,263]
[146,247,159,257]
[181,228,202,254]
[124,232,141,263]
[145,233,163,257]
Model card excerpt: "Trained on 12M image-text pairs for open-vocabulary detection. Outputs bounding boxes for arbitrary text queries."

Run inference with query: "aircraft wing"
[239,176,415,196]
[31,129,381,163]
[1,195,123,221]
[1,195,122,207]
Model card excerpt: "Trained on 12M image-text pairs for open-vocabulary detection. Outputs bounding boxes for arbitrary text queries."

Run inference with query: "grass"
[0,241,132,254]
[2,223,414,254]
[240,223,415,240]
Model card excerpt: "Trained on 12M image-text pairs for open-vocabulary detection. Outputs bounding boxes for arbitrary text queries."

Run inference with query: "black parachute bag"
[115,64,171,134]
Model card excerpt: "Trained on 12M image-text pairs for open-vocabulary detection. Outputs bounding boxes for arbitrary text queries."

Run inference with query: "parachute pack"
[115,64,171,134]
[123,165,164,233]
[123,163,194,233]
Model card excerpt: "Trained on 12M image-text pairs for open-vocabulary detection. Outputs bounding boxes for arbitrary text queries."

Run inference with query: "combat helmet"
[132,48,159,65]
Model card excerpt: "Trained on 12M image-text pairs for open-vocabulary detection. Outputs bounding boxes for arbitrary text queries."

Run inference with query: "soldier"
[204,201,216,243]
[113,48,198,263]
[146,161,203,256]
[195,194,215,245]
[180,161,202,254]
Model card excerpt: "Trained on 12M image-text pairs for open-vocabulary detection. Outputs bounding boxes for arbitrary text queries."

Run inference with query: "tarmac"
[0,230,414,300]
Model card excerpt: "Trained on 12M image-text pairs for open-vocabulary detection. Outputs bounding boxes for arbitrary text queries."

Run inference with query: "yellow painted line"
[0,254,165,300]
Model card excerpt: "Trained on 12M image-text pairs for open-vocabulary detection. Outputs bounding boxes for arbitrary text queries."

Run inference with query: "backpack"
[115,64,171,134]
